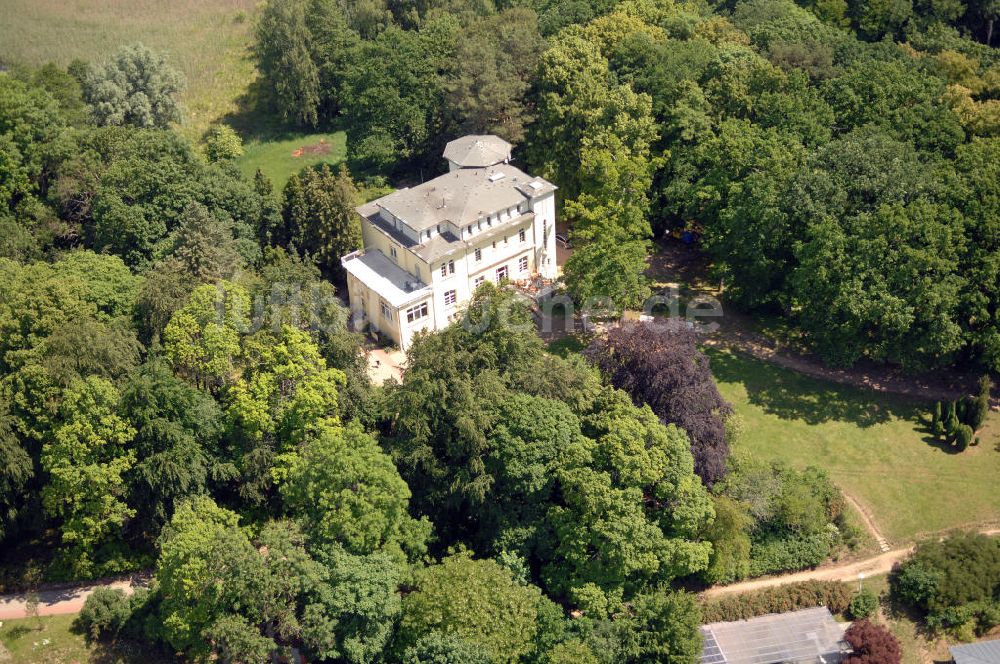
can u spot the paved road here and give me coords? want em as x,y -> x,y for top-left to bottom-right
0,576 -> 146,621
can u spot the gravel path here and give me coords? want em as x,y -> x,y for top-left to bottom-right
0,575 -> 147,621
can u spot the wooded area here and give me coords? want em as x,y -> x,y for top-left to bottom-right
1,0 -> 998,661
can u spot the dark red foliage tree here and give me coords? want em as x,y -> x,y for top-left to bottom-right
585,322 -> 732,486
843,619 -> 901,664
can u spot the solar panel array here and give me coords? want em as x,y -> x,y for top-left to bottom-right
699,607 -> 848,664
702,629 -> 726,664
949,639 -> 1000,664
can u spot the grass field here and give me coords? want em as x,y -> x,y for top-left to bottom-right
236,130 -> 349,191
0,614 -> 172,664
0,0 -> 257,139
708,349 -> 1000,543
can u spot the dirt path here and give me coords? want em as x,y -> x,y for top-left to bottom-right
843,492 -> 891,552
703,528 -> 1000,598
0,575 -> 147,621
702,547 -> 916,598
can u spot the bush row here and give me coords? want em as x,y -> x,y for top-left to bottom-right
701,580 -> 852,623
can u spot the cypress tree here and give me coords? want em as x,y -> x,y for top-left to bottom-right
955,423 -> 973,451
280,172 -> 308,248
254,169 -> 282,247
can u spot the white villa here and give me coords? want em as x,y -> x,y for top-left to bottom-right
341,135 -> 558,350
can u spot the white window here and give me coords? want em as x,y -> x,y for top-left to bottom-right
519,228 -> 526,243
496,265 -> 508,281
504,235 -> 508,245
448,260 -> 455,274
390,246 -> 398,260
474,275 -> 485,288
406,302 -> 429,324
380,300 -> 392,321
518,256 -> 528,273
441,264 -> 447,277
444,289 -> 457,306
475,248 -> 482,262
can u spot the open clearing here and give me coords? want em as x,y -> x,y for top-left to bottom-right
0,0 -> 256,139
236,130 -> 349,191
0,613 -> 170,664
709,348 -> 1000,543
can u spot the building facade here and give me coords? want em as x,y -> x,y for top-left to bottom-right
342,135 -> 558,349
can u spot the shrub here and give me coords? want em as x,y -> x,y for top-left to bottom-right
701,580 -> 852,623
76,587 -> 132,640
76,585 -> 159,643
891,533 -> 1000,634
843,619 -> 901,664
955,423 -> 973,451
748,532 -> 833,577
849,588 -> 879,619
203,124 -> 244,162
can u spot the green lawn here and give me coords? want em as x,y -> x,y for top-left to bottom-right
0,0 -> 257,139
708,349 -> 1000,543
236,131 -> 349,191
0,614 -> 172,664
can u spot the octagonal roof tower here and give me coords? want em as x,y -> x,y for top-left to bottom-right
443,135 -> 513,171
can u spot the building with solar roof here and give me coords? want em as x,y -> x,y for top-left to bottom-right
700,607 -> 849,664
950,639 -> 1000,664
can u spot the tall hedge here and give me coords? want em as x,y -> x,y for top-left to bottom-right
701,580 -> 852,623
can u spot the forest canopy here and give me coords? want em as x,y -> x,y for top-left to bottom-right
1,0 -> 998,660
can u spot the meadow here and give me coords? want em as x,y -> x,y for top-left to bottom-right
708,349 -> 1000,543
236,130 -> 349,191
0,0 -> 257,139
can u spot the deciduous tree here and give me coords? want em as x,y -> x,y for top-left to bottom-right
82,43 -> 183,128
843,619 -> 902,664
41,376 -> 136,577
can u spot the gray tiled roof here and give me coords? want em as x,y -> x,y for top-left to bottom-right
361,201 -> 535,263
700,607 -> 848,664
950,640 -> 1000,664
373,163 -> 554,231
443,134 -> 512,167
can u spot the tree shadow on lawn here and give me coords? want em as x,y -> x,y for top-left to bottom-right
87,639 -> 170,664
220,76 -> 344,144
913,417 -> 965,455
706,349 -> 920,428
